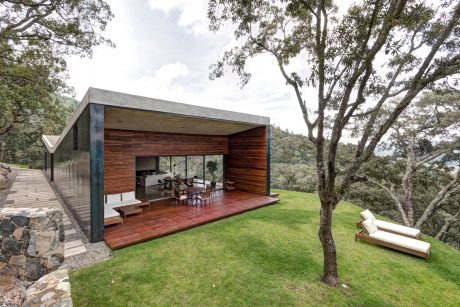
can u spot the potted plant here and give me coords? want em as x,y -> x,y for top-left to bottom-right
206,160 -> 218,188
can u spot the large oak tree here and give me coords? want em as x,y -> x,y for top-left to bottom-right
208,0 -> 460,286
0,0 -> 113,136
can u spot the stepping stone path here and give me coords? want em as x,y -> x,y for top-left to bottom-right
2,169 -> 87,260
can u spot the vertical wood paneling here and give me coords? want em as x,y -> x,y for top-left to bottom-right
227,126 -> 267,195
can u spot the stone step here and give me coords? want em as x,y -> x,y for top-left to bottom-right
64,240 -> 84,250
64,245 -> 87,258
64,229 -> 76,236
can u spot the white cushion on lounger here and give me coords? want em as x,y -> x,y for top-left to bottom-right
361,209 -> 376,221
106,193 -> 121,205
122,191 -> 136,201
370,230 -> 430,253
104,206 -> 120,218
118,199 -> 141,206
362,218 -> 378,234
374,220 -> 421,238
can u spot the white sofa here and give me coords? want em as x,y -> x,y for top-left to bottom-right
104,191 -> 142,219
145,172 -> 174,187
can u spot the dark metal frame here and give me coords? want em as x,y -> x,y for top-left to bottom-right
50,153 -> 54,182
89,103 -> 105,242
44,151 -> 48,172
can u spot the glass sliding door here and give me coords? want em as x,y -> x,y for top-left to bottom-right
159,156 -> 171,172
187,155 -> 204,185
205,155 -> 224,188
171,156 -> 186,178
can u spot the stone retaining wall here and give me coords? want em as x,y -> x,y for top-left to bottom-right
24,268 -> 73,307
0,207 -> 64,281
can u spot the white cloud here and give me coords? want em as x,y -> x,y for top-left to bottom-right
65,0 -> 314,135
147,62 -> 189,88
148,0 -> 208,36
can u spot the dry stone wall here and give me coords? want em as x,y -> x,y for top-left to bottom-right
0,207 -> 65,281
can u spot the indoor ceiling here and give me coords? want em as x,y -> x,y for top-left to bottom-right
104,107 -> 261,135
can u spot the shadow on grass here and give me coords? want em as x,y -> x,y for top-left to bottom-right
220,231 -> 323,280
424,240 -> 460,286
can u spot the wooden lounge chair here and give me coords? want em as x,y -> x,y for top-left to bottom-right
355,218 -> 431,259
357,209 -> 421,239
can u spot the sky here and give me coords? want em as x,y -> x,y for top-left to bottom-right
66,0 -> 312,135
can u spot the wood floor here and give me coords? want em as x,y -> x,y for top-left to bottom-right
104,190 -> 279,249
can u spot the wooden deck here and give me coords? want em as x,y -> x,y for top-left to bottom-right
104,191 -> 279,249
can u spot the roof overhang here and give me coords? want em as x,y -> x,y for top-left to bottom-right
42,135 -> 59,152
43,87 -> 270,153
104,106 -> 262,135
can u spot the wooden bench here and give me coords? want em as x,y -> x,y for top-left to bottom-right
104,216 -> 123,226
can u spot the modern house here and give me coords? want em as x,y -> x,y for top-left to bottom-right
42,88 -> 276,247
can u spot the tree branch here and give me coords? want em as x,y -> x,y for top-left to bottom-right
368,179 -> 411,225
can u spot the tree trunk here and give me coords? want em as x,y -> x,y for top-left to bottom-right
435,208 -> 460,241
402,137 -> 416,226
368,179 -> 410,226
318,195 -> 339,287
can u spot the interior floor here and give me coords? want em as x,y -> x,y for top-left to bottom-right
135,181 -> 224,202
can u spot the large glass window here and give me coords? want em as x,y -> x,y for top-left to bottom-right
187,156 -> 204,184
171,156 -> 186,178
159,156 -> 171,172
157,155 -> 224,189
205,155 -> 223,186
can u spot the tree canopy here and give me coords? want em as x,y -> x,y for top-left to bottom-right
209,0 -> 460,286
0,0 -> 113,136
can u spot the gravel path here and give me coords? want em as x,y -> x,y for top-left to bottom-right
2,168 -> 112,271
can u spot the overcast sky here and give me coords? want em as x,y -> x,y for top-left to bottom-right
66,0 -> 313,134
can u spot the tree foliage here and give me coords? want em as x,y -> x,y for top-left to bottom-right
270,124 -> 460,249
378,91 -> 460,228
0,0 -> 113,136
0,95 -> 76,168
209,0 -> 460,286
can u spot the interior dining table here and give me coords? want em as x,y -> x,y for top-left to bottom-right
163,177 -> 195,190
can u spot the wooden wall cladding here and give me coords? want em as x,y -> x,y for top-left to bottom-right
104,129 -> 228,194
227,126 -> 268,195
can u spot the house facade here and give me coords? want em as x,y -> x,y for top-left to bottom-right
43,88 -> 271,243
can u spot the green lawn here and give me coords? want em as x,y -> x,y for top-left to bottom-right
70,190 -> 460,306
5,163 -> 29,169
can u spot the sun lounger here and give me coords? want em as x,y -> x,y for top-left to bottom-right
355,218 -> 431,259
357,209 -> 421,239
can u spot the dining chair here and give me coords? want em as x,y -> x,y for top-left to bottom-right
206,184 -> 213,199
174,190 -> 187,205
224,179 -> 235,192
197,191 -> 212,206
157,179 -> 164,192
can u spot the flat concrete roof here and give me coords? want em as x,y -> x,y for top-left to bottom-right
44,87 -> 270,153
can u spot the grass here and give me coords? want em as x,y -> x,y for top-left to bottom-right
70,190 -> 460,306
4,163 -> 29,169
